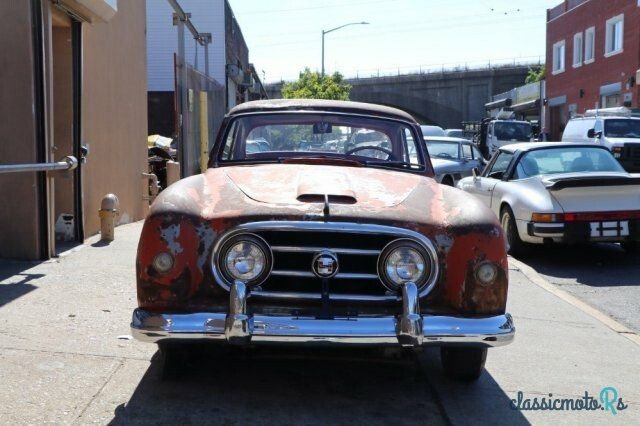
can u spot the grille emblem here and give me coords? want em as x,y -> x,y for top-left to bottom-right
312,251 -> 339,278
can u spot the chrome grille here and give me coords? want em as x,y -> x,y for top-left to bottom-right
212,221 -> 439,301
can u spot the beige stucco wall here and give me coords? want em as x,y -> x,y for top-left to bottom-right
0,1 -> 45,260
81,0 -> 148,236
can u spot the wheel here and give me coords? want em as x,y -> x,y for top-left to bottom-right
500,206 -> 526,256
621,241 -> 639,254
441,176 -> 454,186
440,347 -> 487,382
159,342 -> 189,380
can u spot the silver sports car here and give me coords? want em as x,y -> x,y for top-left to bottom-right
457,142 -> 640,255
425,136 -> 485,186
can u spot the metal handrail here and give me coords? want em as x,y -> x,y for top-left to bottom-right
0,156 -> 78,174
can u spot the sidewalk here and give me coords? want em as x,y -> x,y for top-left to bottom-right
0,221 -> 638,424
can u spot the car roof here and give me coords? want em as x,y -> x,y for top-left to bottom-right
499,141 -> 610,153
227,99 -> 417,123
424,136 -> 470,143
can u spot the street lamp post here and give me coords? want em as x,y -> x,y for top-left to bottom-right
321,21 -> 369,77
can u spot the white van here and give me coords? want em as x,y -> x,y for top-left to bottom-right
562,108 -> 640,172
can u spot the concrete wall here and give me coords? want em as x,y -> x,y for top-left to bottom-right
265,66 -> 530,128
0,1 -> 45,259
81,0 -> 148,236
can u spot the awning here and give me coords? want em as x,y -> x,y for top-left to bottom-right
512,99 -> 540,112
485,98 -> 512,110
57,0 -> 117,23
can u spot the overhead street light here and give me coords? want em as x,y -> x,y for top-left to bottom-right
321,21 -> 369,77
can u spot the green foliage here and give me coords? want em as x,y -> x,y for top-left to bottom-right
282,68 -> 351,100
525,66 -> 545,84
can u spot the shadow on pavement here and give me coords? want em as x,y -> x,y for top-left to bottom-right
0,260 -> 44,308
109,346 -> 528,425
514,242 -> 640,287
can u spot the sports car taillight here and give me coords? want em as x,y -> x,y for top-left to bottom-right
530,212 -> 564,223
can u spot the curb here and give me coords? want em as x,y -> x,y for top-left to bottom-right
509,257 -> 640,347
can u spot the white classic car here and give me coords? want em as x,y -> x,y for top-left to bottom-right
457,142 -> 640,255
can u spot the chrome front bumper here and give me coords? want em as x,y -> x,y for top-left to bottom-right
131,282 -> 515,348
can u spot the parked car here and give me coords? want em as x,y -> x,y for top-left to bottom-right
562,108 -> 640,172
420,124 -> 445,136
444,128 -> 466,139
425,136 -> 486,186
457,142 -> 640,255
131,99 -> 515,381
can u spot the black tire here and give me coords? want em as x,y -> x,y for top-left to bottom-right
621,241 -> 639,254
500,206 -> 526,256
440,347 -> 487,382
441,176 -> 454,186
159,342 -> 189,380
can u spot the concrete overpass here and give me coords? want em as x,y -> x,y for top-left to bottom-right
264,65 -> 531,128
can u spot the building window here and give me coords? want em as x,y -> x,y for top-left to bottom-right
601,93 -> 621,108
584,27 -> 595,64
573,32 -> 583,67
605,14 -> 624,57
552,40 -> 565,74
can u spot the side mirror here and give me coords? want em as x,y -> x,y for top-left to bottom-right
587,129 -> 602,138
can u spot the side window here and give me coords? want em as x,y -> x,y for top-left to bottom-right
472,145 -> 483,160
462,144 -> 473,160
485,152 -> 514,179
488,123 -> 494,137
593,119 -> 603,133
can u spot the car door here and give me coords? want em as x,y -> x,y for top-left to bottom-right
466,151 -> 514,208
460,143 -> 482,177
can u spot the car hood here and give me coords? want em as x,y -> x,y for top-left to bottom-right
430,158 -> 460,172
224,164 -> 417,208
150,164 -> 499,230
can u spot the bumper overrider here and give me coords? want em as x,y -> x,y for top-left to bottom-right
131,281 -> 515,347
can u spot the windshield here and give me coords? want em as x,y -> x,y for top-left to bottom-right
513,147 -> 625,179
494,122 -> 532,142
604,119 -> 640,138
425,141 -> 460,160
219,113 -> 425,170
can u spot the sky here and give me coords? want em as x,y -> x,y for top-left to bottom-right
227,0 -> 562,83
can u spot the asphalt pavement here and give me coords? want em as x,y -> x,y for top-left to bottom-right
0,221 -> 638,425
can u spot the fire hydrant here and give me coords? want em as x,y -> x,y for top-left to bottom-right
99,193 -> 120,241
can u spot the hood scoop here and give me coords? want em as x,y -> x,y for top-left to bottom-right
296,171 -> 357,205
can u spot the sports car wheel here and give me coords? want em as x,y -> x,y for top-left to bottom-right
440,347 -> 487,382
501,206 -> 526,256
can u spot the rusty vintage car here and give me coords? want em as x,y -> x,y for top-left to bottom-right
131,99 -> 515,381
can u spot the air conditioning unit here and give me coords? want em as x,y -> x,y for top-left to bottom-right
241,72 -> 254,87
226,64 -> 245,85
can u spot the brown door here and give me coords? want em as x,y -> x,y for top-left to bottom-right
47,5 -> 84,255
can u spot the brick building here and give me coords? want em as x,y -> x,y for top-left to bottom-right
545,0 -> 640,140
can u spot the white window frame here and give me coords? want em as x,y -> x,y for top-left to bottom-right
573,32 -> 583,67
552,40 -> 566,75
605,14 -> 624,57
584,27 -> 595,64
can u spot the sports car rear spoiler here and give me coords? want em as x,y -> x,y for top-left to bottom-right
544,176 -> 640,191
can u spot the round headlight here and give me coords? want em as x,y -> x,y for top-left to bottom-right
152,252 -> 174,274
219,234 -> 272,286
475,262 -> 499,285
378,239 -> 434,291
